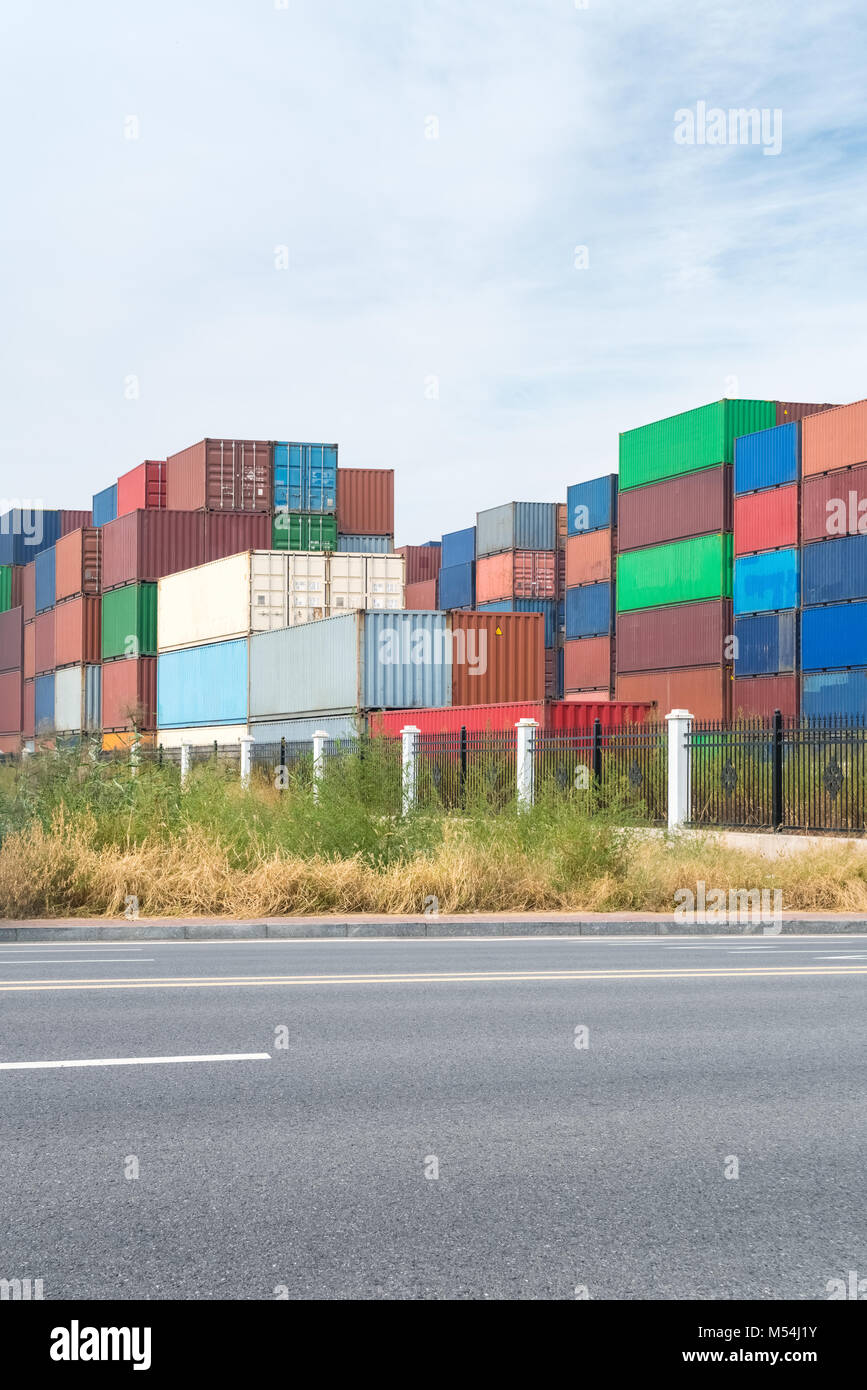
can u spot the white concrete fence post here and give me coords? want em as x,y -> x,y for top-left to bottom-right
312,730 -> 328,802
180,743 -> 191,788
129,736 -> 140,779
516,718 -> 538,812
401,725 -> 420,815
240,736 -> 254,788
665,708 -> 694,831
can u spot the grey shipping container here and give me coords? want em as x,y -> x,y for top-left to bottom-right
475,502 -> 558,558
54,664 -> 101,734
250,714 -> 364,744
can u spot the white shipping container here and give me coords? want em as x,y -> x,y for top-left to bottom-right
54,664 -> 101,733
158,552 -> 290,652
287,552 -> 328,625
156,724 -> 249,749
329,553 -> 405,612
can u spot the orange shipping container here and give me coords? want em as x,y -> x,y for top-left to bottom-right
102,730 -> 157,751
336,468 -> 394,535
616,667 -> 731,721
23,678 -> 35,738
475,550 -> 557,602
21,563 -> 35,624
734,485 -> 798,555
23,621 -> 35,680
564,636 -> 613,692
34,609 -> 55,674
405,578 -> 438,608
101,657 -> 157,731
0,733 -> 22,754
55,596 -> 101,668
563,690 -> 611,703
802,399 -> 867,477
565,530 -> 614,587
449,611 -> 544,706
55,527 -> 101,602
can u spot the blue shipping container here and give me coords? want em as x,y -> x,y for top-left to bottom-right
565,582 -> 613,639
35,673 -> 55,734
92,484 -> 118,528
35,546 -> 56,614
0,509 -> 60,566
802,602 -> 867,671
567,475 -> 617,536
441,527 -> 476,568
337,534 -> 393,553
802,669 -> 867,720
733,611 -> 797,677
157,638 -> 248,728
734,548 -> 799,615
476,599 -> 557,649
802,534 -> 867,606
438,562 -> 475,610
734,422 -> 799,495
476,502 -> 558,558
273,443 -> 337,513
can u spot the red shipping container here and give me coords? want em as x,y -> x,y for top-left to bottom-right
204,511 -> 271,564
101,657 -> 157,731
55,596 -> 101,668
565,531 -> 614,587
23,678 -> 35,738
563,690 -> 610,702
371,699 -> 653,736
0,733 -> 21,754
8,566 -> 23,609
166,439 -> 272,512
732,675 -> 798,720
802,400 -> 867,477
405,579 -> 438,608
23,621 -> 35,680
564,636 -> 613,692
616,666 -> 731,721
336,468 -> 394,535
101,510 -> 205,591
0,606 -> 23,673
617,466 -> 732,552
476,550 -> 557,602
449,611 -> 544,706
397,545 -> 441,585
116,460 -> 166,517
55,527 -> 101,601
617,601 -> 732,673
775,401 -> 836,426
60,509 -> 93,535
733,485 -> 798,556
801,463 -> 867,544
0,669 -> 23,734
34,609 -> 55,674
21,563 -> 35,623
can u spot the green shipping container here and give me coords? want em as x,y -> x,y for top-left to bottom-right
102,582 -> 157,659
616,533 -> 734,612
619,400 -> 777,491
271,513 -> 338,552
0,565 -> 11,613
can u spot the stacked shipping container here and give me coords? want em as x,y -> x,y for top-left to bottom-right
563,475 -> 617,699
473,501 -> 560,697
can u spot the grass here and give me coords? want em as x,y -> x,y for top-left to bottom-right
0,745 -> 866,918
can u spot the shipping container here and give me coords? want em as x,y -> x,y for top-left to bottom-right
101,656 -> 157,731
203,510 -> 271,564
734,485 -> 798,556
158,552 -> 314,651
476,550 -> 557,602
116,461 -> 166,517
617,600 -> 731,672
565,530 -> 614,587
802,669 -> 867,720
373,700 -> 653,735
404,579 -> 438,609
441,527 -> 476,568
0,509 -> 60,565
336,468 -> 394,535
802,602 -> 867,671
0,606 -> 23,673
155,724 -> 249,750
34,546 -> 56,614
34,609 -> 55,674
734,548 -> 799,615
101,509 -> 205,591
273,443 -> 337,513
338,534 -> 393,553
734,422 -> 798,495
617,466 -> 732,553
54,595 -> 101,669
0,733 -> 21,755
0,668 -> 22,733
802,534 -> 867,606
438,561 -> 475,610
565,582 -> 613,639
733,611 -> 797,677
34,672 -> 55,733
732,675 -> 799,719
775,402 -> 835,426
562,690 -> 611,703
619,400 -> 776,491
0,565 -> 11,614
476,599 -> 557,648
54,664 -> 101,733
158,639 -> 249,728
564,636 -> 613,691
801,463 -> 867,544
102,731 -> 157,751
23,621 -> 35,680
166,439 -> 273,512
616,666 -> 731,721
617,534 -> 733,612
271,512 -> 338,552
329,553 -> 405,613
566,475 -> 617,536
59,509 -> 93,536
475,502 -> 558,558
449,611 -> 544,706
92,485 -> 117,528
21,562 -> 35,623
250,714 -> 363,745
102,583 -> 157,660
54,527 -> 101,601
802,400 -> 867,478
396,544 -> 442,585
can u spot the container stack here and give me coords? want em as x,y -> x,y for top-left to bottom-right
0,562 -> 24,753
398,543 -> 441,608
53,527 -> 102,738
563,475 -> 617,700
437,527 -> 476,610
272,442 -> 337,551
473,501 -> 560,696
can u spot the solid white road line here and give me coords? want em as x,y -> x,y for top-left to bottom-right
0,958 -> 155,965
0,1052 -> 271,1071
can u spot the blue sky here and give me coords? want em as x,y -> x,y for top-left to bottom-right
1,0 -> 865,541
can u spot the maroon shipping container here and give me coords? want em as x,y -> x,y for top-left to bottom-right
117,460 -> 166,517
101,510 -> 206,591
564,636 -> 613,692
166,439 -> 272,512
449,611 -> 545,706
732,675 -> 799,720
9,565 -> 23,609
55,527 -> 101,601
23,621 -> 35,680
397,544 -> 441,585
617,466 -> 732,552
203,511 -> 271,564
55,596 -> 101,668
775,402 -> 837,426
337,468 -> 394,535
60,509 -> 93,536
34,609 -> 55,674
734,485 -> 798,556
21,562 -> 35,624
101,657 -> 157,731
802,463 -> 867,544
0,668 -> 23,734
617,600 -> 732,673
0,606 -> 24,673
405,579 -> 438,608
617,666 -> 731,722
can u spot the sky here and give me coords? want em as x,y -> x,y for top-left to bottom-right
1,0 -> 866,542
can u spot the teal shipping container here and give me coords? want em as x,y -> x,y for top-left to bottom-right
273,443 -> 337,512
733,548 -> 799,615
157,638 -> 248,728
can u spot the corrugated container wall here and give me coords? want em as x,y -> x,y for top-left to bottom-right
566,476 -> 617,535
732,675 -> 799,719
338,535 -> 393,553
373,700 -> 654,736
775,402 -> 836,425
55,596 -> 101,668
802,400 -> 867,477
438,562 -> 475,610
0,669 -> 23,733
166,439 -> 273,512
102,584 -> 157,660
802,535 -> 867,605
55,528 -> 101,601
101,510 -> 205,591
35,547 -> 56,614
158,638 -> 249,728
801,602 -> 867,672
475,502 -> 558,558
565,530 -> 614,586
617,600 -> 731,673
101,657 -> 157,731
23,621 -> 35,679
734,485 -> 798,555
34,610 -> 55,673
60,510 -> 93,536
802,670 -> 867,720
35,673 -> 55,733
801,465 -> 867,544
619,400 -> 776,491
273,443 -> 337,512
54,664 -> 101,733
449,611 -> 544,706
0,567 -> 12,614
475,599 -> 557,648
21,563 -> 35,623
0,509 -> 60,565
617,467 -> 732,553
404,579 -> 437,608
0,607 -> 23,672
250,714 -> 363,745
272,513 -> 337,552
92,485 -> 117,528
564,637 -> 613,691
733,549 -> 799,615
441,527 -> 475,568
616,667 -> 730,722
23,678 -> 34,738
565,582 -> 613,639
617,534 -> 733,612
336,468 -> 394,535
733,612 -> 797,676
158,552 -> 283,651
397,544 -> 442,585
116,461 -> 166,517
734,422 -> 799,495
476,551 -> 557,602
203,511 -> 271,564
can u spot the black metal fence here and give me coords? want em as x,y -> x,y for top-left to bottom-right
417,729 -> 516,809
533,723 -> 667,821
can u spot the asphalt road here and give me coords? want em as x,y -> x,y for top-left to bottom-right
1,934 -> 865,1300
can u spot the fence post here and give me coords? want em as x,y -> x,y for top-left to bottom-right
772,708 -> 783,831
180,743 -> 191,788
280,736 -> 286,791
665,708 -> 693,831
459,724 -> 468,806
129,736 -> 140,779
516,718 -> 537,811
240,736 -> 254,788
592,717 -> 603,788
401,725 -> 420,815
312,730 -> 328,803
